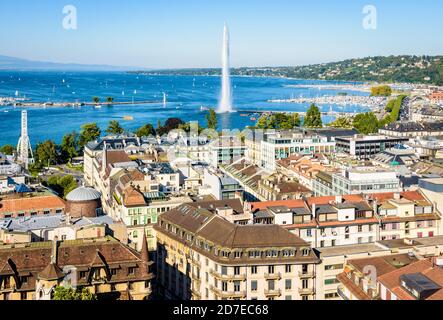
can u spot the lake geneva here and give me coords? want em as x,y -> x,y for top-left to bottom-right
0,71 -> 370,146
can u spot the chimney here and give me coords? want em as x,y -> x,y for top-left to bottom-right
51,236 -> 59,265
335,195 -> 343,204
435,256 -> 443,268
394,192 -> 401,200
312,203 -> 317,218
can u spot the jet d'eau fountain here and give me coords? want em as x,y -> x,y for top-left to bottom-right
217,23 -> 234,113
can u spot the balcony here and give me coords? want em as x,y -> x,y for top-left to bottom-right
298,287 -> 315,295
264,272 -> 282,280
210,286 -> 246,299
298,271 -> 315,279
264,289 -> 282,297
209,269 -> 246,281
191,288 -> 202,300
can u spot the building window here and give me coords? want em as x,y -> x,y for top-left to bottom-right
285,295 -> 292,300
221,266 -> 228,275
268,266 -> 275,274
111,269 -> 118,276
222,281 -> 228,292
285,279 -> 292,290
285,265 -> 292,273
234,267 -> 241,275
234,281 -> 241,292
128,267 -> 136,275
251,266 -> 258,274
251,281 -> 258,292
268,280 -> 275,291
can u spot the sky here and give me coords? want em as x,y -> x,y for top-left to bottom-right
0,0 -> 442,69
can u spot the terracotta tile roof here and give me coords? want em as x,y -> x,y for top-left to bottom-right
0,195 -> 66,214
122,186 -> 146,207
250,200 -> 306,212
370,191 -> 425,202
306,195 -> 365,206
336,272 -> 371,300
377,259 -> 443,300
106,150 -> 132,165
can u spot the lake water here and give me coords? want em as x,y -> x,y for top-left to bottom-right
0,71 -> 369,146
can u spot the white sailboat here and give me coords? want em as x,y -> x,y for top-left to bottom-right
163,92 -> 167,108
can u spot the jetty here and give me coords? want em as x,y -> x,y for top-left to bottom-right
9,100 -> 162,108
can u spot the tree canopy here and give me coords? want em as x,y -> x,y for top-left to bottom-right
303,104 -> 323,128
106,120 -> 124,135
370,85 -> 392,97
44,175 -> 78,199
0,144 -> 15,156
254,113 -> 300,130
135,124 -> 156,138
353,112 -> 380,134
60,132 -> 78,163
35,140 -> 58,167
79,123 -> 101,149
53,286 -> 97,301
206,108 -> 218,130
157,118 -> 185,136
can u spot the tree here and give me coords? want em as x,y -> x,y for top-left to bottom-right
44,175 -> 78,198
0,144 -> 15,155
370,85 -> 392,97
106,97 -> 114,103
206,108 -> 218,130
303,104 -> 323,128
157,118 -> 185,136
328,117 -> 353,128
60,132 -> 78,163
353,112 -> 380,134
135,124 -> 156,137
92,96 -> 100,104
79,123 -> 101,150
106,120 -> 124,135
53,286 -> 97,301
35,140 -> 58,167
255,115 -> 269,129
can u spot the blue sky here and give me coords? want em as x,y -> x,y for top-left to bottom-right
0,0 -> 442,68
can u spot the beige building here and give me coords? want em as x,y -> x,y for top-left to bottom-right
155,202 -> 321,300
0,236 -> 154,300
316,236 -> 443,300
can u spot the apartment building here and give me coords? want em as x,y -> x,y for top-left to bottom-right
0,192 -> 66,219
248,190 -> 441,247
336,254 -> 419,300
313,167 -> 401,197
277,154 -> 333,190
0,236 -> 154,301
260,131 -> 335,171
378,258 -> 443,300
379,121 -> 443,138
110,169 -> 192,251
316,236 -> 443,300
84,134 -> 142,186
372,191 -> 441,240
335,135 -> 409,160
201,168 -> 244,200
208,136 -> 247,168
155,202 -> 321,300
249,195 -> 378,248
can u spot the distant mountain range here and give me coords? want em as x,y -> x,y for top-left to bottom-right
131,55 -> 443,85
0,55 -> 143,71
